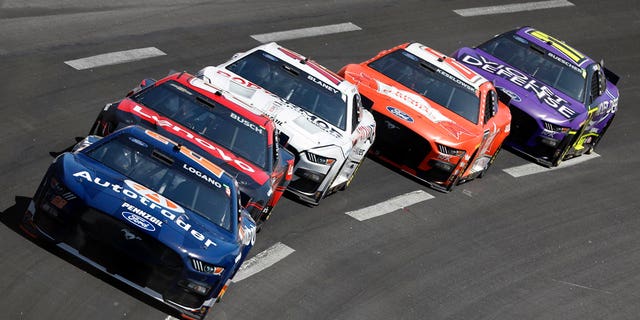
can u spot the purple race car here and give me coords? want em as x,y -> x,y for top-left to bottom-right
454,26 -> 619,167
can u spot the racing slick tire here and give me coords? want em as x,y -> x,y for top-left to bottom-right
587,114 -> 615,154
478,144 -> 502,179
340,158 -> 365,191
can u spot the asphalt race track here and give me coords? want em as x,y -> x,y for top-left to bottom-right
1,1 -> 639,319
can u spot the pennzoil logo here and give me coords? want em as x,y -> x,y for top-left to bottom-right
124,180 -> 184,213
122,212 -> 156,232
73,170 -> 218,248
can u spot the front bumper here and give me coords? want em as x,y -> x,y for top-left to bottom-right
369,112 -> 465,192
505,105 -> 601,167
22,199 -> 223,320
284,146 -> 341,205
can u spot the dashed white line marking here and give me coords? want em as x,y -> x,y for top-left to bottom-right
551,278 -> 613,294
503,152 -> 600,178
64,47 -> 166,70
232,242 -> 295,282
454,0 -> 574,17
251,22 -> 362,43
346,190 -> 434,221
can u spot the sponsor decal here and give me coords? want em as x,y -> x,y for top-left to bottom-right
125,180 -> 184,213
435,68 -> 476,93
386,106 -> 414,123
525,29 -> 587,65
546,52 -> 584,75
73,171 -> 218,248
212,70 -> 344,139
495,86 -> 522,102
460,54 -> 578,119
122,211 -> 156,232
129,105 -> 262,178
277,47 -> 342,85
121,228 -> 142,241
377,81 -> 451,124
183,164 -> 225,190
307,75 -> 339,94
418,45 -> 480,82
122,202 -> 164,228
230,112 -> 264,134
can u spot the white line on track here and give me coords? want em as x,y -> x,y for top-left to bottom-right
64,47 -> 166,70
453,0 -> 574,17
346,190 -> 434,221
232,242 -> 295,282
251,22 -> 362,43
503,152 -> 600,178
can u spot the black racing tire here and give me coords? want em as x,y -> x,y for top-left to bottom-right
587,114 -> 616,154
478,144 -> 502,179
340,158 -> 365,191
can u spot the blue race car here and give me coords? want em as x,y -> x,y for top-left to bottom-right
22,125 -> 256,320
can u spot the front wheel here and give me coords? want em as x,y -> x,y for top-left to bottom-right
340,158 -> 364,191
587,114 -> 616,154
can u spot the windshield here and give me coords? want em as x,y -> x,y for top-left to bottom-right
87,134 -> 234,231
369,49 -> 480,124
477,33 -> 586,102
131,81 -> 271,170
226,50 -> 348,130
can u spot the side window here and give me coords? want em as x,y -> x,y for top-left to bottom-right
484,89 -> 497,124
352,94 -> 363,133
590,65 -> 606,101
598,68 -> 607,96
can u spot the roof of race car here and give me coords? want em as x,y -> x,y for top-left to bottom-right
163,72 -> 276,139
402,42 -> 488,93
103,125 -> 236,187
242,42 -> 358,96
513,26 -> 594,69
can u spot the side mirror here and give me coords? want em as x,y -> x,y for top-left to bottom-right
495,89 -> 512,106
277,131 -> 290,148
126,78 -> 156,97
603,67 -> 619,86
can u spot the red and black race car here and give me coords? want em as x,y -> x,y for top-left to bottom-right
89,72 -> 294,226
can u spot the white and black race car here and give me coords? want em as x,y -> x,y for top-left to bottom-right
198,43 -> 376,205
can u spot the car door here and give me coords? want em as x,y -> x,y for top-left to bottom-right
471,87 -> 502,175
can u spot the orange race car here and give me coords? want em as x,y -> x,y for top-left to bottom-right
339,43 -> 511,191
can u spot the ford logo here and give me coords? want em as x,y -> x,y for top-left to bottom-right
122,211 -> 156,232
496,86 -> 521,102
386,106 -> 414,123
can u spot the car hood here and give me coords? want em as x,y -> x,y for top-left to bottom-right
59,153 -> 240,261
343,66 -> 482,144
455,47 -> 588,125
201,67 -> 352,155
